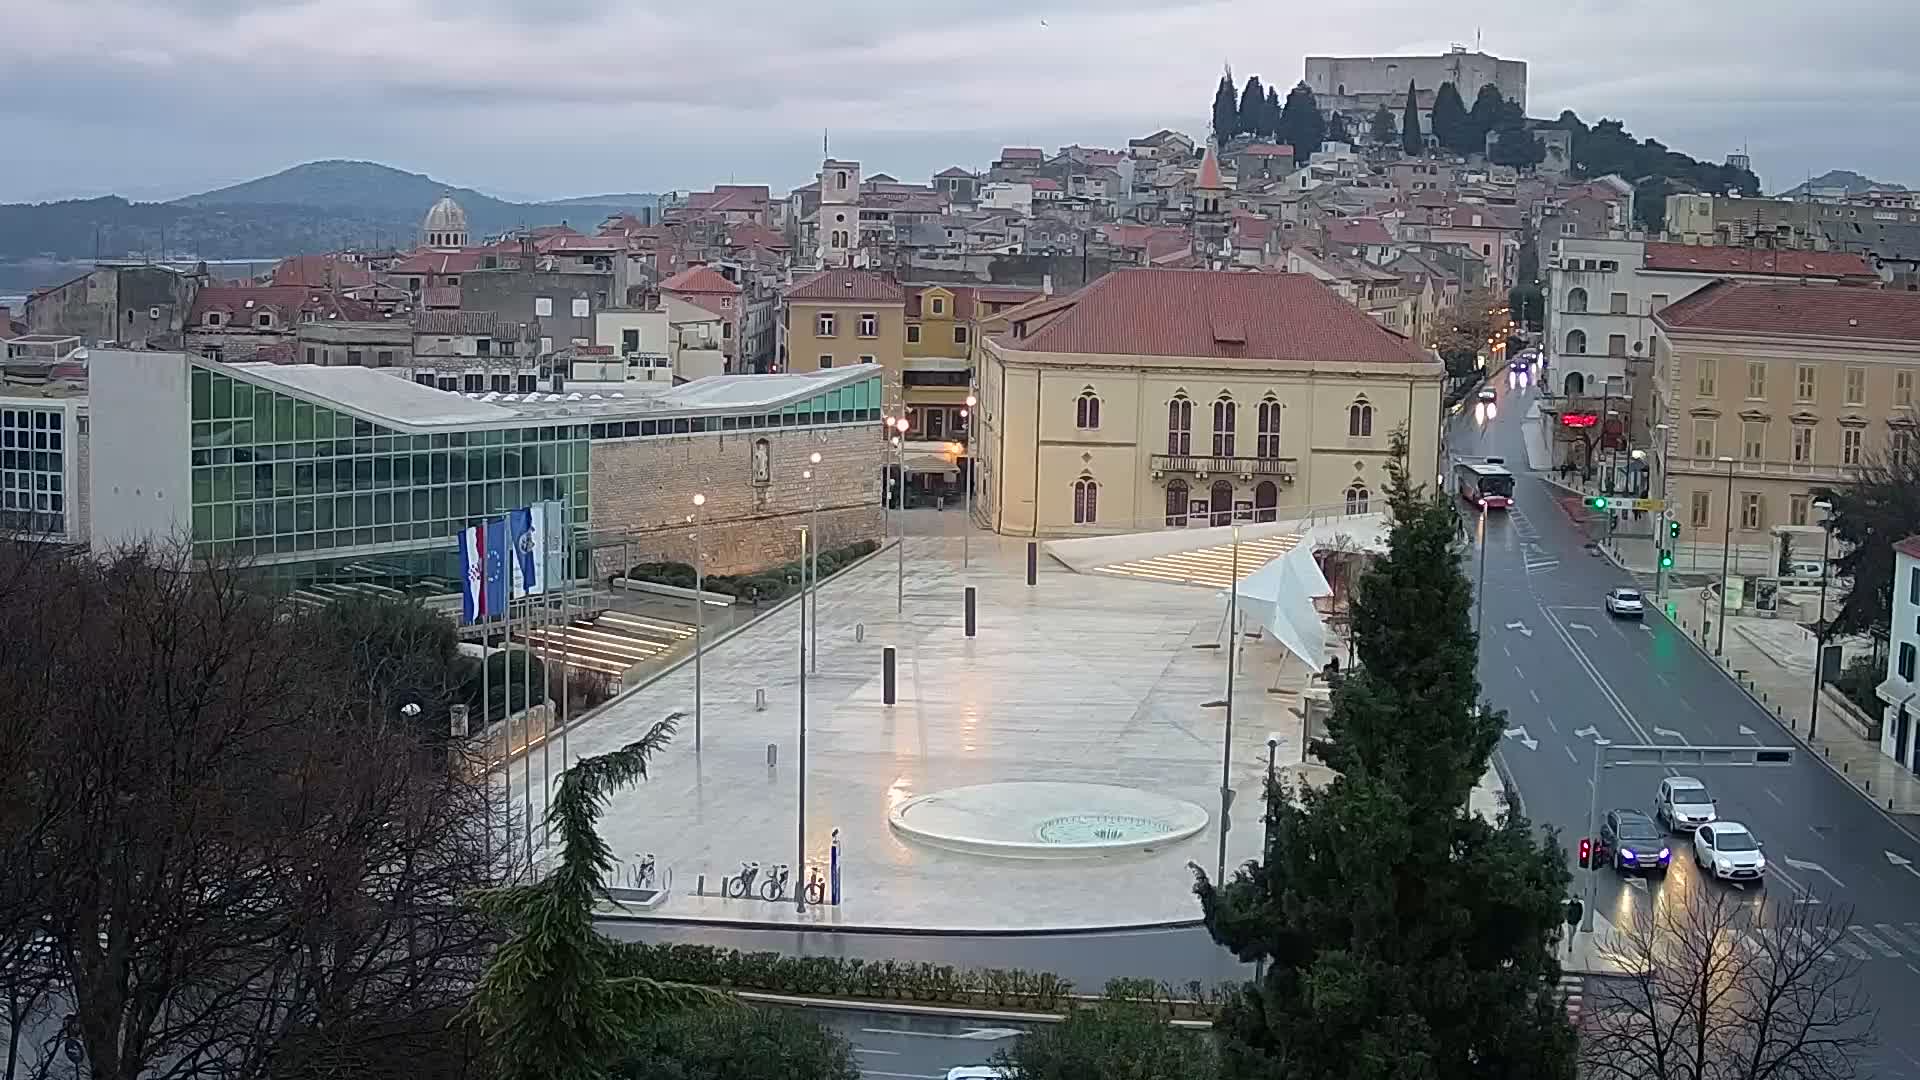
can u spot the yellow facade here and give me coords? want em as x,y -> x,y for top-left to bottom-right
976,340 -> 1445,536
783,297 -> 906,394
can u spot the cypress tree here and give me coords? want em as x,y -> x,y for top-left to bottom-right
1264,86 -> 1282,139
1326,111 -> 1351,146
1369,104 -> 1397,146
1431,81 -> 1470,154
1400,81 -> 1424,156
1212,70 -> 1240,145
1238,75 -> 1268,139
1195,433 -> 1577,1080
1277,82 -> 1326,156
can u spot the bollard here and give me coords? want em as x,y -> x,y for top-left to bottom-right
964,586 -> 977,637
883,647 -> 896,705
1841,759 -> 1846,772
1866,779 -> 1872,794
755,687 -> 768,711
697,873 -> 706,896
767,742 -> 778,768
830,827 -> 842,906
1027,541 -> 1038,587
856,622 -> 866,643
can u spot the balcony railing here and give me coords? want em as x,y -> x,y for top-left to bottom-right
1151,454 -> 1297,480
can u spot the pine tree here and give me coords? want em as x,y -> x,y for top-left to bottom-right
1238,75 -> 1268,139
1431,81 -> 1470,154
1264,86 -> 1282,139
1212,70 -> 1240,145
1400,81 -> 1424,156
1369,104 -> 1397,146
1194,434 -> 1577,1080
1277,82 -> 1326,156
1467,84 -> 1506,152
1326,111 -> 1351,146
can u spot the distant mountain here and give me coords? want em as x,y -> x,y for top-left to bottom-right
1776,169 -> 1910,197
0,160 -> 659,267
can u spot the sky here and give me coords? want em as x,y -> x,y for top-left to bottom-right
4,0 -> 1919,204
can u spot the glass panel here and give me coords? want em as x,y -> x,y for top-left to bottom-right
293,401 -> 314,440
192,468 -> 211,505
192,422 -> 211,449
213,504 -> 233,540
191,505 -> 211,539
192,369 -> 213,421
234,503 -> 254,538
211,467 -> 233,502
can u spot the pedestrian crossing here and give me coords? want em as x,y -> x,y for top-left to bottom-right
1557,973 -> 1586,1027
1722,921 -> 1920,965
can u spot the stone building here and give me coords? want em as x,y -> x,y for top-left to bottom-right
25,264 -> 203,349
422,195 -> 470,250
184,285 -> 375,363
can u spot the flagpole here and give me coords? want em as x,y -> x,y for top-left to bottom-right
521,592 -> 534,865
539,523 -> 552,850
559,499 -> 571,784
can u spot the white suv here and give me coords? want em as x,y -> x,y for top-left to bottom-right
1655,776 -> 1717,832
1604,587 -> 1645,618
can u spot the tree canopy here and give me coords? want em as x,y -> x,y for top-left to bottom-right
1276,82 -> 1325,158
1430,82 -> 1470,154
1238,76 -> 1272,141
1369,104 -> 1397,146
992,996 -> 1220,1080
1193,436 -> 1577,1080
1326,111 -> 1352,146
1815,448 -> 1920,637
1212,71 -> 1239,144
1400,81 -> 1424,156
1543,110 -> 1761,230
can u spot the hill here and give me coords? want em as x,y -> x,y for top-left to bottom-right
0,161 -> 660,265
1776,169 -> 1910,198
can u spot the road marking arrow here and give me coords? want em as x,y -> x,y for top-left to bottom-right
1568,622 -> 1598,636
1886,851 -> 1920,880
1503,726 -> 1538,751
1738,724 -> 1757,738
1653,726 -> 1688,742
1782,856 -> 1847,893
862,1027 -> 1027,1041
1506,620 -> 1534,638
1574,726 -> 1598,739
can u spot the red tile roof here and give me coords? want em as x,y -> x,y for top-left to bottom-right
1641,243 -> 1875,280
1327,218 -> 1393,247
726,223 -> 788,251
1655,280 -> 1920,345
537,233 -> 625,254
1031,178 -> 1060,192
1895,535 -> 1920,562
936,166 -> 974,179
270,254 -> 374,289
660,265 -> 741,295
1242,144 -> 1295,158
785,270 -> 905,303
1197,145 -> 1223,190
188,285 -> 374,327
387,250 -> 487,275
421,286 -> 461,308
999,147 -> 1044,161
1001,269 -> 1431,363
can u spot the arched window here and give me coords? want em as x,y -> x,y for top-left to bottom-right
1210,480 -> 1234,526
836,171 -> 848,190
1566,329 -> 1587,355
1345,483 -> 1371,515
1165,480 -> 1190,526
1254,480 -> 1278,522
1348,398 -> 1373,437
1167,395 -> 1192,455
1073,476 -> 1099,524
1564,371 -> 1586,396
1212,395 -> 1237,456
1256,397 -> 1282,458
1566,287 -> 1588,313
1075,388 -> 1101,430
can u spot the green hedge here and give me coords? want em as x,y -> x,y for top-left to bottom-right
612,941 -> 1234,1019
622,540 -> 881,607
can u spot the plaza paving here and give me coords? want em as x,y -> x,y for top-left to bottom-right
534,514 -> 1504,931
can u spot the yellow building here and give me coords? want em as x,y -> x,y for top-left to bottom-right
779,270 -> 907,386
976,268 -> 1446,536
903,284 -> 1045,440
1651,280 -> 1920,560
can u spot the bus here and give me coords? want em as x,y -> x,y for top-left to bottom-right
1455,458 -> 1515,509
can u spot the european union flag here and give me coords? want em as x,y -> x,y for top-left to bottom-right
483,517 -> 509,618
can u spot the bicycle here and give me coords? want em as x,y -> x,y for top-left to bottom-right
804,866 -> 826,906
728,861 -> 760,899
760,863 -> 790,902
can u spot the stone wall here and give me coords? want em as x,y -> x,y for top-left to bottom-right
587,421 -> 885,578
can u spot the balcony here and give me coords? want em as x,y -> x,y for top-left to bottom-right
1151,454 -> 1297,481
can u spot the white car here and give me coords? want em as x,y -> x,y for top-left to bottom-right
946,1069 -> 1010,1080
1604,587 -> 1645,618
1655,775 -> 1717,832
1692,821 -> 1766,884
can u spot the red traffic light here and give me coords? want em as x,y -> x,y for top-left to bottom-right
1578,837 -> 1592,869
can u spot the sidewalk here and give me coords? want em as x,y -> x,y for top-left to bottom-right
1662,585 -> 1920,829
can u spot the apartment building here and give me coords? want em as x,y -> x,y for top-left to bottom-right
778,270 -> 907,395
1650,282 -> 1920,568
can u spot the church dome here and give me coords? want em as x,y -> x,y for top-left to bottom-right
421,195 -> 469,249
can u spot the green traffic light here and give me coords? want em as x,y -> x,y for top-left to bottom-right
1669,520 -> 1681,538
1660,552 -> 1674,568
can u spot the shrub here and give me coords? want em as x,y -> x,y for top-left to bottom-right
612,942 -> 1081,1013
621,540 -> 882,607
1830,654 -> 1884,716
615,1005 -> 860,1080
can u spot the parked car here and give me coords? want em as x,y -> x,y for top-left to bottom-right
1655,775 -> 1717,832
1597,808 -> 1669,877
1604,587 -> 1645,618
1693,821 -> 1766,883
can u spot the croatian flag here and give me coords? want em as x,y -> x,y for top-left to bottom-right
483,518 -> 510,619
458,524 -> 485,624
511,505 -> 545,598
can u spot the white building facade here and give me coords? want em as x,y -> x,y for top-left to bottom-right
1879,537 -> 1920,772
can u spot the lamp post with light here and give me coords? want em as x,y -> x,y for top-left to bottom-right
962,394 -> 977,569
893,415 -> 910,613
807,452 -> 821,672
795,522 -> 810,912
1810,498 -> 1835,737
691,492 -> 706,750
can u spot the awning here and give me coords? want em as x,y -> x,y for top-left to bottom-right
1222,540 -> 1332,670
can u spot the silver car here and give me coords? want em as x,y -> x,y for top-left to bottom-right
1656,775 -> 1717,831
1693,821 -> 1766,883
1604,587 -> 1645,618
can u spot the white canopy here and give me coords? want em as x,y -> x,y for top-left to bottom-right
1222,539 -> 1332,670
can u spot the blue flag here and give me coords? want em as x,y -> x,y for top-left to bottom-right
509,506 -> 539,598
483,517 -> 509,618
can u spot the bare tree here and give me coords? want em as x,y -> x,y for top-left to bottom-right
0,543 -> 503,1080
1582,888 -> 1876,1080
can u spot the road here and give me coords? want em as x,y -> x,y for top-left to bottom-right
1458,374 -> 1920,1077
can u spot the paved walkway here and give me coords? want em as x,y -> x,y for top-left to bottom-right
519,515 -> 1506,931
1660,585 -> 1920,826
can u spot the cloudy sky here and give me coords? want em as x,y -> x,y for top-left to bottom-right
3,0 -> 1916,203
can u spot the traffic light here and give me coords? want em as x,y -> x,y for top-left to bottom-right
1669,519 -> 1682,539
1587,495 -> 1607,511
1577,837 -> 1592,869
1660,550 -> 1674,569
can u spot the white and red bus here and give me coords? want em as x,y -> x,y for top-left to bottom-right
1455,458 -> 1515,509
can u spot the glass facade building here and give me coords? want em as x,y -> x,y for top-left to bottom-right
0,404 -> 72,537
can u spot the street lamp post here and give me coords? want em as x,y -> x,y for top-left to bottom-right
808,452 -> 821,673
1255,730 -> 1279,983
1216,525 -> 1241,885
1475,501 -> 1490,640
1810,499 -> 1835,737
1604,408 -> 1622,545
796,523 -> 809,912
1716,456 -> 1735,656
893,416 -> 910,613
962,394 -> 977,569
691,493 -> 706,751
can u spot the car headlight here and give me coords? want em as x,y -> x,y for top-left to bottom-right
1755,854 -> 1765,869
1716,858 -> 1732,872
1658,847 -> 1670,861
